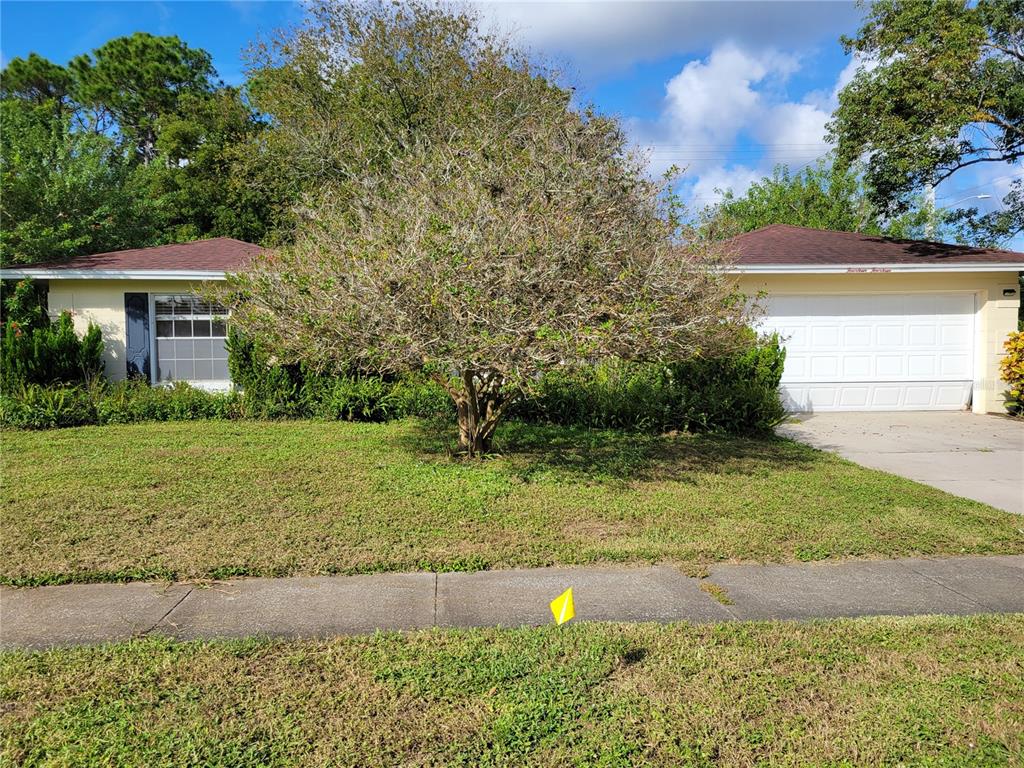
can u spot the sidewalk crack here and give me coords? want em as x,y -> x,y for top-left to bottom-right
145,585 -> 194,636
432,573 -> 438,627
905,565 -> 994,611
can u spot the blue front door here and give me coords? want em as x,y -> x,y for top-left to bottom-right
124,292 -> 150,380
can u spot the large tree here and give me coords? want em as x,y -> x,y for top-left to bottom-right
831,0 -> 1024,243
1,35 -> 277,260
701,160 -> 948,240
229,1 -> 747,454
0,99 -> 160,264
69,32 -> 216,164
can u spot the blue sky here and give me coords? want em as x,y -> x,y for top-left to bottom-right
2,0 -> 1019,242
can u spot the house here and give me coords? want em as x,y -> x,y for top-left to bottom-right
0,238 -> 263,390
729,224 -> 1023,414
2,226 -> 1022,413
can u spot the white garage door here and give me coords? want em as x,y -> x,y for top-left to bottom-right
758,293 -> 975,412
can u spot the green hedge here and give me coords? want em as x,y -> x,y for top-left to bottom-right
226,329 -> 452,421
223,328 -> 786,435
512,336 -> 787,434
1,331 -> 786,434
0,381 -> 240,429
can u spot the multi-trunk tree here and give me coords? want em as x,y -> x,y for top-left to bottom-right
228,0 -> 749,454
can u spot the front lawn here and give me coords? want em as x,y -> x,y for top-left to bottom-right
2,419 -> 1021,585
2,615 -> 1022,766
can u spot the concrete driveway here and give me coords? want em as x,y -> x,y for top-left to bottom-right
778,412 -> 1024,514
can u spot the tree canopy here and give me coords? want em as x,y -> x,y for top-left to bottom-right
70,32 -> 216,163
831,0 -> 1024,243
700,160 -> 950,240
228,0 -> 747,454
0,35 -> 280,264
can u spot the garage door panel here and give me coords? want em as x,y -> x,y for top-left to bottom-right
941,324 -> 971,345
940,355 -> 970,377
907,355 -> 936,377
876,356 -> 904,376
871,387 -> 902,408
760,293 -> 974,412
842,356 -> 872,377
843,326 -> 872,346
908,324 -> 936,345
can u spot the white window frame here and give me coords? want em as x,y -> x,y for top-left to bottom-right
151,293 -> 231,389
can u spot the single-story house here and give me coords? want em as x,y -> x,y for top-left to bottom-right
1,225 -> 1021,413
0,238 -> 263,390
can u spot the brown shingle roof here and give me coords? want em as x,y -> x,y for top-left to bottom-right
729,224 -> 1024,265
15,237 -> 264,272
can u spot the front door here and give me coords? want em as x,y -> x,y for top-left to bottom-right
124,292 -> 151,380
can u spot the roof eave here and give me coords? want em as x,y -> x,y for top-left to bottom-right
0,268 -> 230,280
726,263 -> 1024,274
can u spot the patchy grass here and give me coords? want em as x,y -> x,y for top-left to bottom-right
2,419 -> 1022,585
1,615 -> 1022,766
698,581 -> 733,605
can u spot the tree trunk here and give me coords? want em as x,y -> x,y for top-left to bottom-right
449,368 -> 512,457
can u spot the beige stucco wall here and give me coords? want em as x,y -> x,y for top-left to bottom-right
736,271 -> 1021,414
46,279 -> 221,381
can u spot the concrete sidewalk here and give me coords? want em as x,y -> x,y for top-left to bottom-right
2,556 -> 1022,650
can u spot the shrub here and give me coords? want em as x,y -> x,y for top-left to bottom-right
1,380 -> 240,429
0,384 -> 96,429
95,380 -> 241,424
227,328 -> 786,435
1,280 -> 104,389
228,328 -> 453,422
514,333 -> 787,434
1000,330 -> 1024,416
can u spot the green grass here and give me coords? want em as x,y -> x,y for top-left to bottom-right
2,615 -> 1022,766
2,419 -> 1022,585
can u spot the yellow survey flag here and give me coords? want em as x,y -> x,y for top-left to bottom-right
550,587 -> 575,625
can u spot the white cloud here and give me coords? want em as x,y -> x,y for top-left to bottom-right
628,40 -> 864,205
755,102 -> 830,149
476,0 -> 859,77
690,165 -> 764,205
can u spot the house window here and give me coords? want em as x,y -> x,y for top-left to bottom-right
154,295 -> 230,382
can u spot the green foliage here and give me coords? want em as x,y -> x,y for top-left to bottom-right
226,327 -> 451,421
140,89 -> 280,243
832,0 -> 1024,242
1,282 -> 105,389
0,384 -> 96,429
226,328 -> 785,435
1,32 -> 279,262
702,160 -> 950,240
94,380 -> 240,423
1000,330 -> 1024,415
0,52 -> 72,109
69,32 -> 215,163
0,380 -> 240,429
0,99 -> 161,264
515,333 -> 787,435
2,278 -> 47,328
